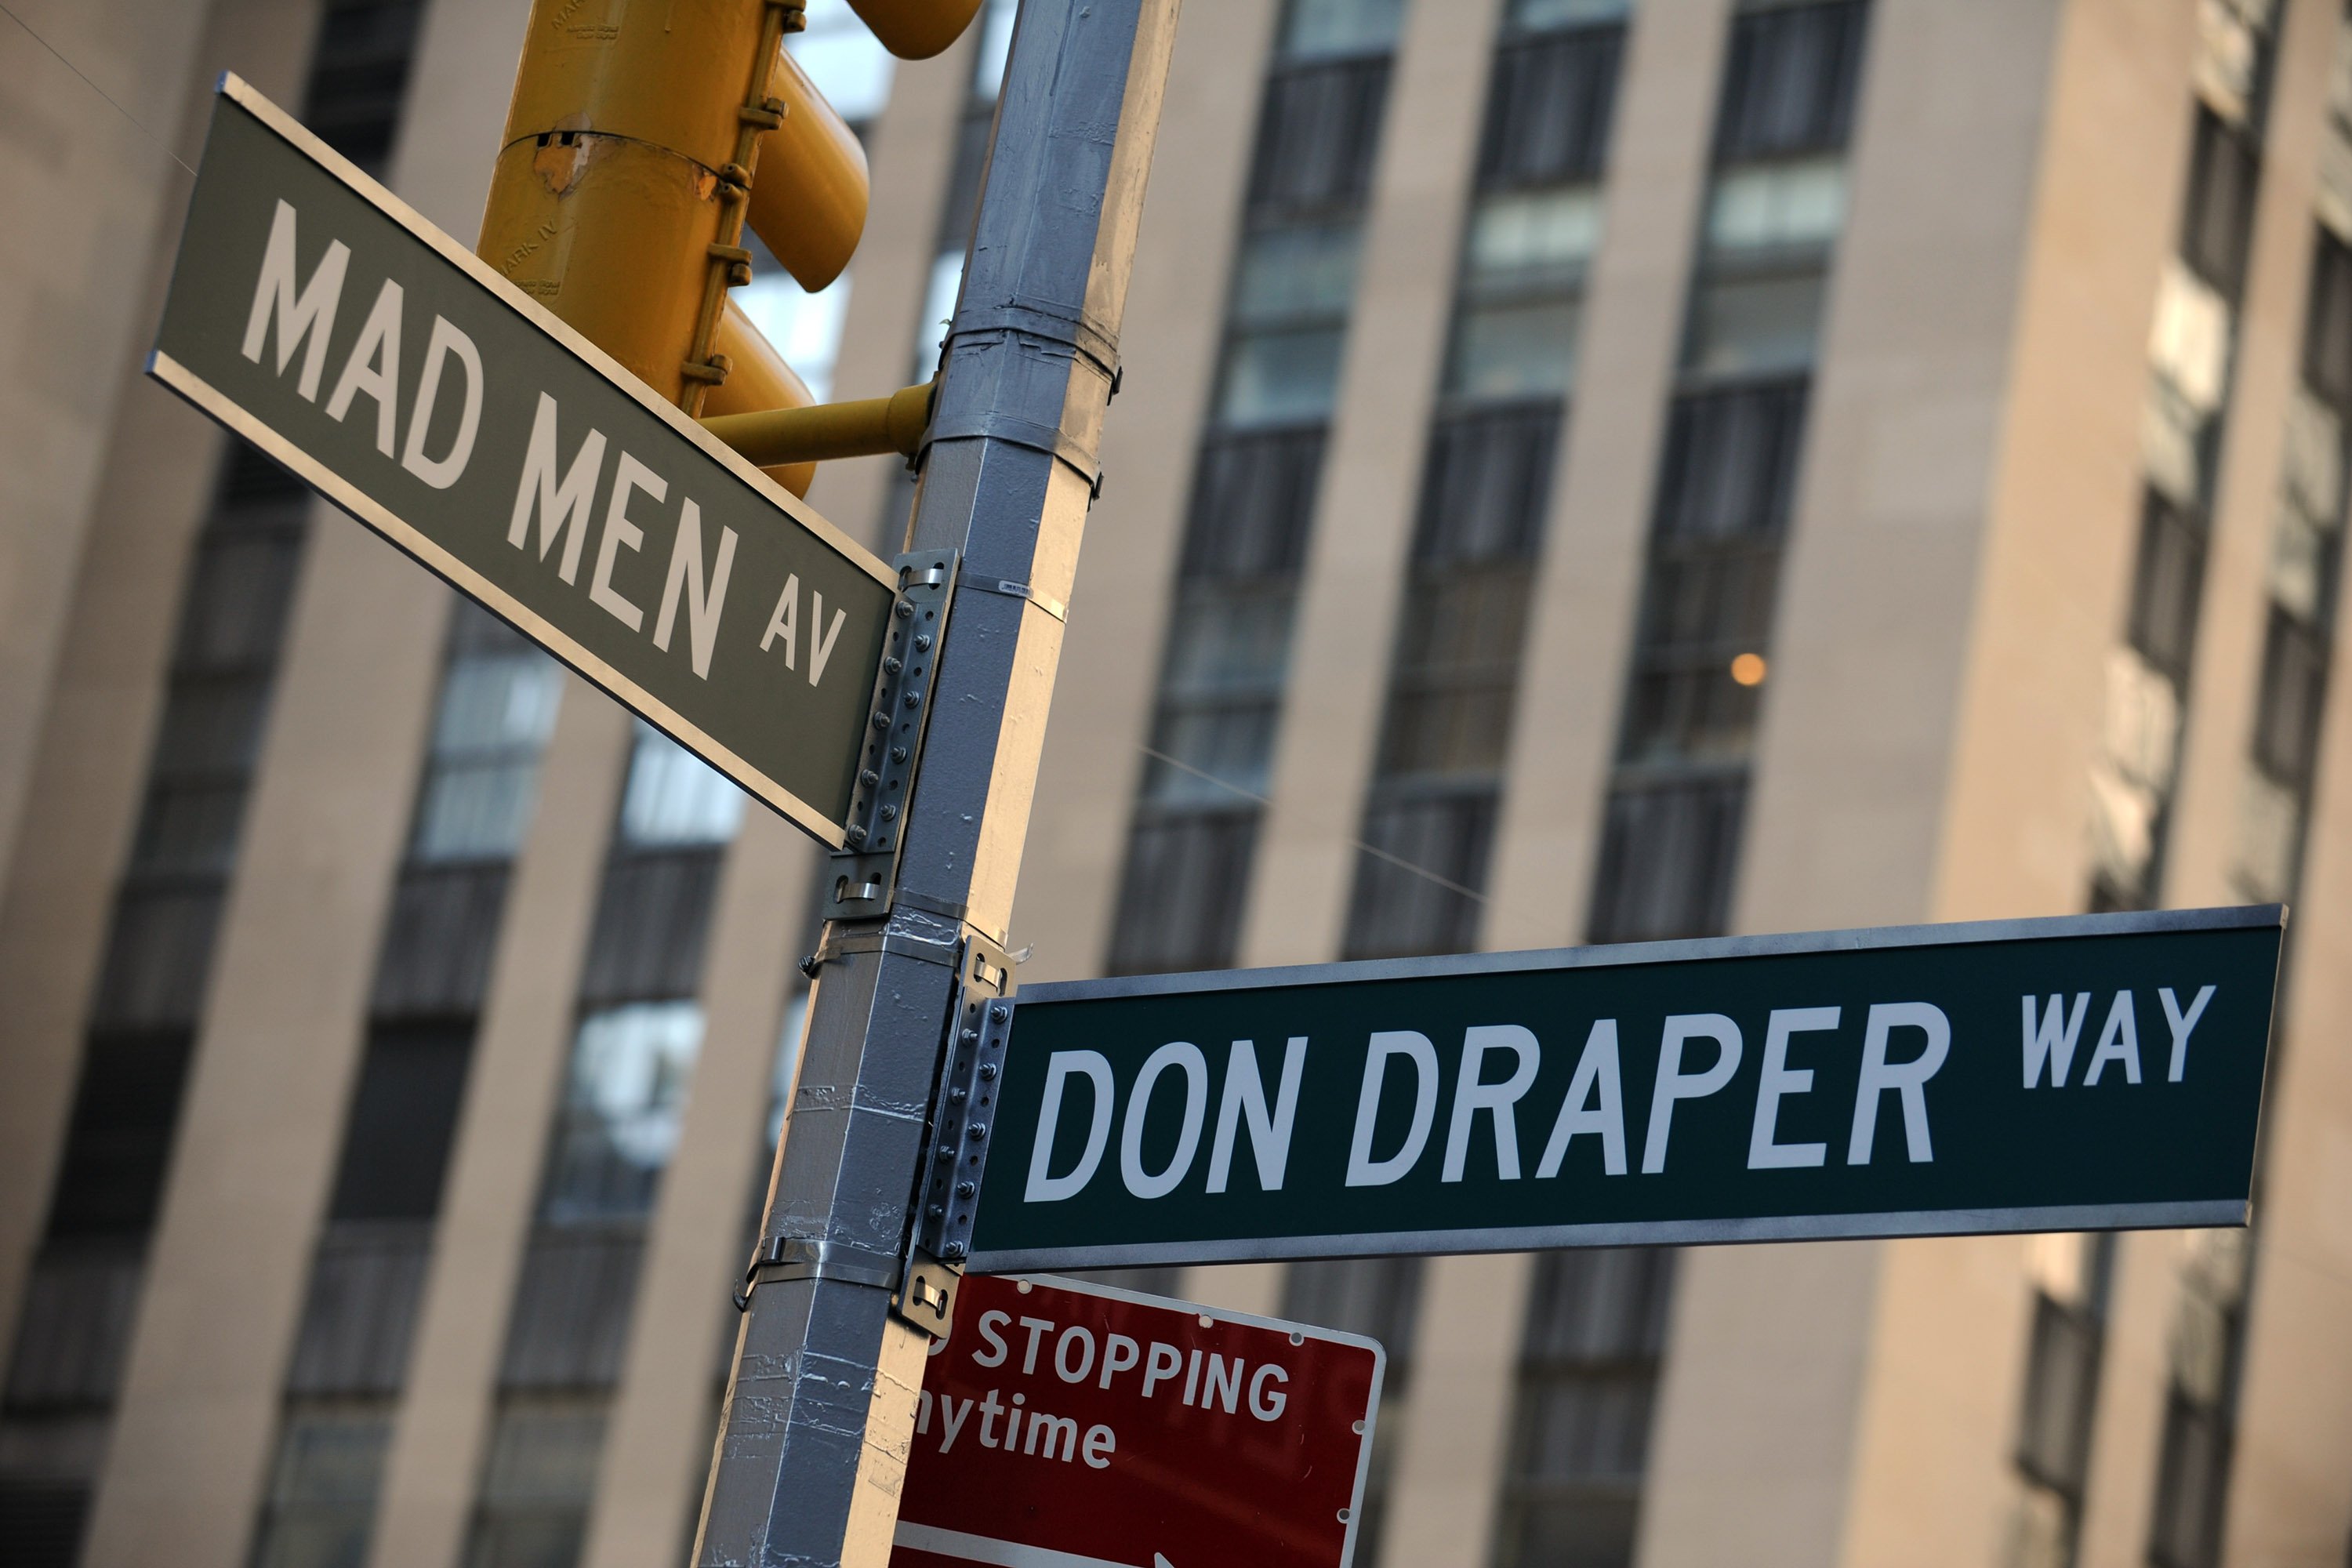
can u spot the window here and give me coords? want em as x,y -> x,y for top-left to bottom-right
1706,157 -> 1846,253
38,1033 -> 195,1240
282,1226 -> 434,1397
2127,489 -> 2209,686
498,1232 -> 648,1389
541,1002 -> 706,1224
617,723 -> 744,848
0,1418 -> 103,1568
1712,0 -> 1869,164
467,1400 -> 606,1568
1343,791 -> 1497,960
299,0 -> 428,175
369,864 -> 511,1019
1449,191 -> 1601,401
408,616 -> 562,863
2251,607 -> 2328,788
1417,405 -> 1563,565
326,1024 -> 474,1223
2181,107 -> 2262,303
1493,1249 -> 1675,1568
1282,0 -> 1407,58
1250,57 -> 1393,216
5,1245 -> 145,1409
2303,230 -> 2352,415
1216,223 -> 1365,426
1479,22 -> 1625,189
1587,777 -> 1746,943
248,1408 -> 390,1568
1186,427 -> 1327,577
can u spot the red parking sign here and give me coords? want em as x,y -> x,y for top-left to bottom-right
891,1273 -> 1385,1568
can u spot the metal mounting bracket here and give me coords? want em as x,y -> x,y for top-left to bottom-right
825,551 -> 957,922
891,934 -> 1016,1337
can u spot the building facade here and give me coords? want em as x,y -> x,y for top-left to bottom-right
2,1 -> 2350,1566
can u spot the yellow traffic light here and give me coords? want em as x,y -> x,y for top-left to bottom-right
848,0 -> 989,59
478,0 -> 980,492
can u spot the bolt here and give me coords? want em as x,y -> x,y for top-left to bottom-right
961,1028 -> 978,1044
844,824 -> 867,846
895,600 -> 914,619
915,633 -> 934,652
977,1062 -> 998,1081
891,746 -> 909,764
859,769 -> 879,787
903,691 -> 920,709
884,656 -> 902,676
879,804 -> 898,822
949,1087 -> 967,1104
935,1147 -> 955,1163
928,1203 -> 945,1219
799,953 -> 821,978
871,710 -> 890,731
956,1181 -> 977,1199
967,1123 -> 988,1141
990,1004 -> 1010,1023
943,1240 -> 967,1261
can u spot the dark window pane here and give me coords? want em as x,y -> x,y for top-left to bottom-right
1109,810 -> 1259,976
251,1406 -> 391,1568
468,1399 -> 606,1568
1713,1 -> 1869,163
1343,789 -> 1497,960
576,849 -> 723,1007
2252,607 -> 2328,789
174,524 -> 305,673
2181,107 -> 2261,303
1621,539 -> 1781,766
499,1227 -> 646,1390
2148,1388 -> 2230,1568
2127,488 -> 2209,685
0,1417 -> 103,1568
1587,776 -> 1746,944
1479,25 -> 1624,188
2304,230 -> 2352,415
88,886 -> 224,1032
328,1025 -> 474,1222
1376,568 -> 1534,780
42,1032 -> 194,1239
1249,56 -> 1393,215
1416,403 -> 1563,564
1186,427 -> 1327,577
2016,1294 -> 2102,1497
284,1223 -> 434,1396
302,0 -> 427,176
5,1242 -> 145,1408
1653,379 -> 1810,539
370,864 -> 513,1019
1683,268 -> 1828,378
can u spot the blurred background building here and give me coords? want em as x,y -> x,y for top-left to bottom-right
1,0 -> 2350,1566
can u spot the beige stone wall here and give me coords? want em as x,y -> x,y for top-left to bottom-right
0,0 -> 318,1412
0,0 -> 217,895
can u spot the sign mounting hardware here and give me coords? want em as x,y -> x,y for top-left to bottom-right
827,551 -> 958,921
895,939 -> 1016,1338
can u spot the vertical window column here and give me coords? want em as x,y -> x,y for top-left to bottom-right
466,726 -> 744,1568
2005,1235 -> 2116,1568
1587,0 -> 1867,945
2089,0 -> 2279,911
1344,0 -> 1630,962
1492,1248 -> 1675,1568
1105,0 -> 1409,976
249,604 -> 562,1568
0,452 -> 309,1563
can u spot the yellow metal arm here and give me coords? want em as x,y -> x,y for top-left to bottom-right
699,379 -> 935,468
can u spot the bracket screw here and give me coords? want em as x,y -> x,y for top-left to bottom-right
871,710 -> 890,731
967,1123 -> 988,1141
943,1241 -> 967,1261
935,1147 -> 956,1163
956,1181 -> 977,1198
800,953 -> 821,978
891,746 -> 909,764
844,825 -> 868,846
977,1062 -> 998,1081
949,1087 -> 967,1104
928,1204 -> 946,1219
884,656 -> 902,676
895,600 -> 914,619
915,634 -> 934,652
904,691 -> 921,710
879,804 -> 898,822
859,769 -> 879,787
990,1004 -> 1010,1022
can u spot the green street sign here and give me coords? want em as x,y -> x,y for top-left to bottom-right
149,77 -> 898,847
964,908 -> 2283,1272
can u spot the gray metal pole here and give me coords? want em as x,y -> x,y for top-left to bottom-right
689,1 -> 1181,1563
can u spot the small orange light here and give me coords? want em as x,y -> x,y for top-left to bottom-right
1730,652 -> 1767,687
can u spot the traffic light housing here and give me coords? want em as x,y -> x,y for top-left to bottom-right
479,0 -> 983,495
